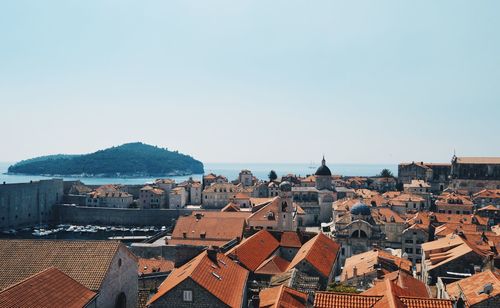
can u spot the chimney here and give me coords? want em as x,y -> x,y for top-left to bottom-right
194,213 -> 203,220
353,266 -> 358,278
207,248 -> 218,264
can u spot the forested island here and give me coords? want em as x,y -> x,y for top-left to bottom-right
7,142 -> 204,177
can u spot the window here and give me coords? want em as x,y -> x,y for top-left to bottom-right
416,248 -> 421,254
183,290 -> 193,302
405,239 -> 413,244
404,248 -> 413,253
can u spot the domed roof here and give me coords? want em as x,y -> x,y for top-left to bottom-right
351,201 -> 371,216
279,181 -> 292,192
315,156 -> 332,176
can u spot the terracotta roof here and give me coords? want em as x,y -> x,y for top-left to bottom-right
404,180 -> 431,189
445,270 -> 500,307
138,258 -> 175,275
315,283 -> 452,308
259,285 -> 307,308
88,184 -> 132,198
221,202 -> 241,212
435,193 -> 473,207
147,250 -> 248,307
372,208 -> 405,223
192,210 -> 252,219
390,193 -> 425,204
362,271 -> 429,298
477,204 -> 499,211
168,213 -> 246,246
422,232 -> 499,271
280,231 -> 302,248
226,230 -> 280,271
255,255 -> 290,276
473,189 -> 500,199
314,292 -> 382,308
398,297 -> 453,308
0,240 -> 126,291
341,249 -> 412,281
0,267 -> 96,308
455,157 -> 500,164
288,233 -> 340,278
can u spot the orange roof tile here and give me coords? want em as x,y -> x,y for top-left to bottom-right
362,271 -> 429,298
341,249 -> 412,281
280,232 -> 302,248
0,240 -> 128,291
314,292 -> 382,308
0,267 -> 96,308
226,230 -> 280,271
260,285 -> 307,308
168,213 -> 245,246
255,255 -> 290,276
147,250 -> 248,307
455,157 -> 500,164
445,270 -> 500,307
138,258 -> 175,275
288,233 -> 340,278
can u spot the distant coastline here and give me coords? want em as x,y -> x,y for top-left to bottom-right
0,162 -> 397,185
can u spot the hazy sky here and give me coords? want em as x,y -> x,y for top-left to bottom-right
1,1 -> 499,164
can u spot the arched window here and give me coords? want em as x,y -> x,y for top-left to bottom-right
115,292 -> 126,308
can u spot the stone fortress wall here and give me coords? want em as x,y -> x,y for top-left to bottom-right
57,204 -> 192,226
0,179 -> 63,230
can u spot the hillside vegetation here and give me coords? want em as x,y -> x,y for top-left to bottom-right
8,142 -> 204,177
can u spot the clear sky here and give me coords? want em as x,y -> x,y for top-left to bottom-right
1,0 -> 499,164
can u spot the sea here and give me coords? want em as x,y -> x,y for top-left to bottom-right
0,162 -> 397,185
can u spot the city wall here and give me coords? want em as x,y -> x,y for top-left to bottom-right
57,204 -> 192,226
0,179 -> 63,229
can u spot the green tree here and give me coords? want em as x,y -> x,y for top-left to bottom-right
379,168 -> 394,178
268,170 -> 278,181
327,282 -> 360,294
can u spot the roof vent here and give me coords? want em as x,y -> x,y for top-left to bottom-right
212,272 -> 222,280
479,283 -> 493,295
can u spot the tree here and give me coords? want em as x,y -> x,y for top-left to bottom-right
327,282 -> 360,294
268,170 -> 278,181
379,168 -> 394,178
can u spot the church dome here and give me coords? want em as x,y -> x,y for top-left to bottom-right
279,181 -> 292,192
315,156 -> 332,176
351,201 -> 371,216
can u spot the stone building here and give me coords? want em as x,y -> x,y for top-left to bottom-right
139,185 -> 167,209
450,156 -> 500,193
247,182 -> 298,232
202,173 -> 228,189
169,187 -> 188,208
421,232 -> 499,285
238,169 -> 254,187
438,270 -> 500,308
85,184 -> 133,208
472,189 -> 500,207
435,192 -> 474,215
155,179 -> 175,206
146,249 -> 249,308
292,157 -> 336,225
286,233 -> 341,289
0,179 -> 63,229
330,200 -> 405,263
398,161 -> 451,192
340,248 -> 412,290
190,182 -> 202,205
0,239 -> 138,308
202,183 -> 241,209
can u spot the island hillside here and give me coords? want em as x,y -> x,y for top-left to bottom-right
8,142 -> 204,177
